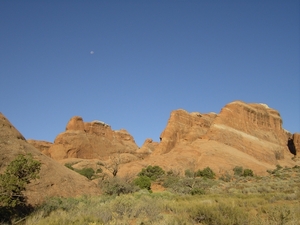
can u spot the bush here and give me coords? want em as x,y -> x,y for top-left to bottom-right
0,154 -> 41,222
219,172 -> 232,182
195,167 -> 216,179
233,166 -> 243,176
64,163 -> 75,170
243,169 -> 254,177
190,187 -> 205,195
133,176 -> 151,190
185,169 -> 194,178
99,177 -> 139,196
163,176 -> 180,188
138,165 -> 165,181
76,168 -> 95,180
64,164 -> 96,180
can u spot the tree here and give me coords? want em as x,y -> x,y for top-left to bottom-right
102,155 -> 122,177
0,154 -> 41,221
138,165 -> 165,181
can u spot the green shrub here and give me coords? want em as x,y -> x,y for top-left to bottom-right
133,176 -> 151,190
243,169 -> 254,177
96,168 -> 103,174
233,166 -> 243,176
195,167 -> 216,179
75,168 -> 95,180
219,172 -> 232,182
138,165 -> 165,181
99,177 -> 139,196
163,176 -> 180,188
190,187 -> 205,195
185,169 -> 194,178
276,164 -> 283,170
64,164 -> 96,180
64,163 -> 75,170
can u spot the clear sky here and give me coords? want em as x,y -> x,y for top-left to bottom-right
1,1 -> 299,147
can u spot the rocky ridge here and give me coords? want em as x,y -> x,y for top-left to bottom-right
0,113 -> 100,205
20,101 -> 300,178
47,116 -> 139,160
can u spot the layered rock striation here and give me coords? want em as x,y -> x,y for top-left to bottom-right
135,101 -> 298,176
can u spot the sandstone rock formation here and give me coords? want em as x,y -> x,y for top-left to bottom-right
293,133 -> 300,157
119,101 -> 299,177
204,101 -> 290,164
27,101 -> 299,178
137,138 -> 159,156
27,139 -> 52,156
48,116 -> 139,160
155,109 -> 217,154
0,113 -> 100,205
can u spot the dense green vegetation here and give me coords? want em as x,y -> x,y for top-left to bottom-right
65,163 -> 96,180
0,154 -> 41,223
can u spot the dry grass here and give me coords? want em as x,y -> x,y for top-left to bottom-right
18,166 -> 300,225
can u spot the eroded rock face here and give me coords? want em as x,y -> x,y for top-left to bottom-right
132,101 -> 298,176
155,109 -> 217,154
0,113 -> 100,205
205,101 -> 291,164
293,133 -> 300,157
137,138 -> 159,156
27,139 -> 52,156
48,116 -> 139,160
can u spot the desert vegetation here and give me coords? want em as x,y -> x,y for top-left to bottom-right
2,162 -> 300,225
0,154 -> 41,223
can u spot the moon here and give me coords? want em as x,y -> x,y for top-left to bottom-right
90,51 -> 94,54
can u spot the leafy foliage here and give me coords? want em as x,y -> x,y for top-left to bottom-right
233,166 -> 254,177
243,169 -> 254,177
0,154 -> 41,208
76,168 -> 95,180
0,154 -> 41,222
195,167 -> 216,179
133,176 -> 151,190
138,165 -> 165,181
184,169 -> 194,178
64,164 -> 96,180
233,166 -> 244,176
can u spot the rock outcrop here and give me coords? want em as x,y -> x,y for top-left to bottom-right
0,113 -> 100,205
27,101 -> 299,178
293,133 -> 300,157
119,101 -> 298,177
155,109 -> 217,154
48,116 -> 139,160
137,138 -> 159,156
27,139 -> 52,156
205,101 -> 290,164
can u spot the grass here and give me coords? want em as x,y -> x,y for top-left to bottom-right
6,165 -> 300,225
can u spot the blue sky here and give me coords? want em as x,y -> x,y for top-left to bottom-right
1,1 -> 299,147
